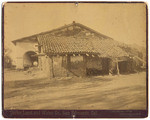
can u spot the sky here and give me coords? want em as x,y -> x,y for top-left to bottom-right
4,2 -> 146,49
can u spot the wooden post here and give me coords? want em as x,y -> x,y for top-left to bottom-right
51,56 -> 55,78
46,56 -> 51,78
116,58 -> 120,75
83,55 -> 87,77
109,59 -> 112,76
66,55 -> 70,77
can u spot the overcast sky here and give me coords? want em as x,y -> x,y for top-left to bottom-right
4,3 -> 146,48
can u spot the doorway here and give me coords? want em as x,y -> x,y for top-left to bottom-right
23,51 -> 38,69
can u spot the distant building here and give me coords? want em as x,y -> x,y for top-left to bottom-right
12,22 -> 145,77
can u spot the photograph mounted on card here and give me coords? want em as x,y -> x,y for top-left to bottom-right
2,2 -> 148,118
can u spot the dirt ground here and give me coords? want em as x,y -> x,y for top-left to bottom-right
4,69 -> 147,110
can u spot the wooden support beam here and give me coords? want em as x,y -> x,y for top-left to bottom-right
86,53 -> 89,56
116,59 -> 120,75
35,44 -> 43,47
92,55 -> 95,57
133,56 -> 146,64
51,56 -> 55,78
31,53 -> 46,57
67,55 -> 71,77
83,55 -> 87,77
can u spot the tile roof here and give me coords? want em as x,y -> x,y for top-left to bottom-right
38,35 -> 95,54
37,23 -> 128,58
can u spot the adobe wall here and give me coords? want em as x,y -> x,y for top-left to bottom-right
38,55 -> 51,77
14,40 -> 38,69
40,55 -> 137,78
69,55 -> 86,77
52,56 -> 68,77
44,55 -> 86,78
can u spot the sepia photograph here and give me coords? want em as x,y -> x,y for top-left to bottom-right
2,2 -> 148,118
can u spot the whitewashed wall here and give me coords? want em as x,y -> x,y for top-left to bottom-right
14,40 -> 38,69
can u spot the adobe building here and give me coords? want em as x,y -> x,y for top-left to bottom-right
12,22 -> 145,77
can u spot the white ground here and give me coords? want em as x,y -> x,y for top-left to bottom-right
4,69 -> 147,110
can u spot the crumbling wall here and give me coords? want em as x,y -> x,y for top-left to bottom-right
52,56 -> 68,77
38,55 -> 53,78
69,55 -> 86,77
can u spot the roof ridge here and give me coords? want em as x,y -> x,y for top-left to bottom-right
12,22 -> 113,44
12,23 -> 74,44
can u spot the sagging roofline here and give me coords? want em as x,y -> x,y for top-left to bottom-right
12,21 -> 113,45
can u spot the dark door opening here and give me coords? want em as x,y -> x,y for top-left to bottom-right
118,61 -> 128,74
23,51 -> 38,70
86,57 -> 109,76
